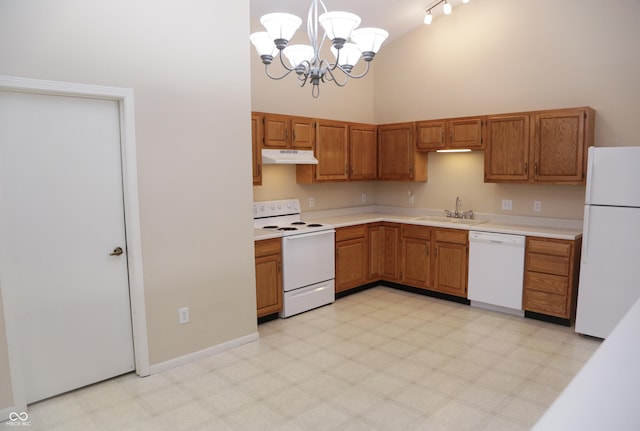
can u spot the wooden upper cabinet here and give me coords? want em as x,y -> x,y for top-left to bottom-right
251,113 -> 263,186
532,108 -> 594,184
485,107 -> 594,184
416,120 -> 447,151
349,123 -> 377,180
263,113 -> 314,149
378,122 -> 427,181
416,117 -> 484,151
484,113 -> 531,182
297,119 -> 349,183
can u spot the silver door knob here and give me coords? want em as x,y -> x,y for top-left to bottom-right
109,247 -> 124,256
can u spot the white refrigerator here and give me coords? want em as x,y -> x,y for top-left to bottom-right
575,146 -> 640,338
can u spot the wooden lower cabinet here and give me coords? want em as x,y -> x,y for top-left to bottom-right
380,223 -> 401,282
400,224 -> 431,289
335,225 -> 368,293
523,236 -> 581,321
432,228 -> 468,297
367,223 -> 383,281
254,238 -> 282,318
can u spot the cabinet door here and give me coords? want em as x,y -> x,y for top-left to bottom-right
484,114 -> 530,182
433,241 -> 468,297
532,109 -> 587,184
291,117 -> 314,149
255,253 -> 282,317
315,120 -> 349,181
336,238 -> 368,293
378,123 -> 418,180
381,223 -> 401,281
401,236 -> 431,288
416,120 -> 446,151
449,117 -> 484,150
251,113 -> 262,186
263,114 -> 290,148
349,123 -> 377,180
367,223 -> 383,281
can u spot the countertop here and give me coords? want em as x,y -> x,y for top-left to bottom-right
254,206 -> 583,241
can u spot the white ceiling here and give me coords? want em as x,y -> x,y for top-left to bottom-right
250,0 -> 471,43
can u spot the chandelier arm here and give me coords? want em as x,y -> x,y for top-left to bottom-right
322,65 -> 349,87
277,51 -> 297,72
337,60 -> 371,79
264,64 -> 296,81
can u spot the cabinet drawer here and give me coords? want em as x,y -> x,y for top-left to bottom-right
335,224 -> 367,242
527,238 -> 571,257
402,224 -> 431,240
525,271 -> 569,295
434,228 -> 467,245
255,238 -> 281,258
527,253 -> 570,276
524,290 -> 568,317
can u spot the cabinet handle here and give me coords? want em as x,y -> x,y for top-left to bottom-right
524,161 -> 529,175
534,162 -> 538,177
434,247 -> 438,258
285,129 -> 289,141
292,129 -> 296,141
450,130 -> 453,141
408,165 -> 413,175
345,164 -> 348,175
441,131 -> 444,143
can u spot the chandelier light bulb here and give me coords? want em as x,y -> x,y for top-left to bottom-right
462,0 -> 470,3
443,1 -> 452,15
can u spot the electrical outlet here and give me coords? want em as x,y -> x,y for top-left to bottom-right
309,197 -> 315,208
533,200 -> 542,212
178,307 -> 189,324
501,199 -> 513,211
408,190 -> 415,205
361,192 -> 367,203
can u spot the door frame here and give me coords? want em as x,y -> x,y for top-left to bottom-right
0,75 -> 150,416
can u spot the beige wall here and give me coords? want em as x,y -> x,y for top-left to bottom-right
0,0 -> 256,408
252,0 -> 640,220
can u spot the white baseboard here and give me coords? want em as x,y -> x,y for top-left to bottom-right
147,332 -> 259,375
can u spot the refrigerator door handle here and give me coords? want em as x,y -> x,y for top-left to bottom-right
582,205 -> 591,264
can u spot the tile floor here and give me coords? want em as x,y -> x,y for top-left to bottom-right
25,286 -> 601,431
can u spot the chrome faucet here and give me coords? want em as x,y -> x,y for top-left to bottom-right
455,196 -> 462,218
445,196 -> 474,219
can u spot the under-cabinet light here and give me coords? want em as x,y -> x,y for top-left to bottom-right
436,149 -> 472,153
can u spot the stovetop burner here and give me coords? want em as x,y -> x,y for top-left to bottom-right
307,223 -> 323,227
263,225 -> 279,229
278,227 -> 298,231
291,221 -> 306,225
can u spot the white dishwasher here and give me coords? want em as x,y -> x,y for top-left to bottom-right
468,231 -> 525,316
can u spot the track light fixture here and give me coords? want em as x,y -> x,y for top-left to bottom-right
424,0 -> 470,25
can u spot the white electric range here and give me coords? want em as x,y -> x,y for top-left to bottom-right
253,199 -> 335,318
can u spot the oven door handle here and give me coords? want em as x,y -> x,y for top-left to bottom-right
284,229 -> 335,240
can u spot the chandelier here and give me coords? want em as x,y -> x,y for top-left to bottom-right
250,0 -> 388,98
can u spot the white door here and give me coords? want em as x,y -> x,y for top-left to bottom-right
0,90 -> 135,403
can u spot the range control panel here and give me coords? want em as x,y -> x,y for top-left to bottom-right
253,199 -> 301,219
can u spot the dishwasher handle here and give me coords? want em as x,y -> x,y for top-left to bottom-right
469,231 -> 525,246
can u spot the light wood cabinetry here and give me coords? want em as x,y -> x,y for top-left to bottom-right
523,236 -> 581,321
349,123 -> 378,180
367,223 -> 383,281
297,119 -> 349,183
400,224 -> 431,289
378,122 -> 428,181
251,113 -> 263,186
335,225 -> 368,293
262,113 -> 314,149
484,107 -> 594,184
254,238 -> 282,318
416,116 -> 484,151
380,222 -> 401,282
432,228 -> 468,298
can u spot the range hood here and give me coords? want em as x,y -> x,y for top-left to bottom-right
262,149 -> 318,165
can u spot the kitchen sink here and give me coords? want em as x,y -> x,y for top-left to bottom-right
412,216 -> 488,226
